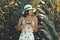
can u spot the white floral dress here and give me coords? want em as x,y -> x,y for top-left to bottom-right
19,18 -> 35,40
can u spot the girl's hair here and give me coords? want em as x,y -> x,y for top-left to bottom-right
23,10 -> 34,17
23,10 -> 29,17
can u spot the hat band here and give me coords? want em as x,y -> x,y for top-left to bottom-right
25,7 -> 32,10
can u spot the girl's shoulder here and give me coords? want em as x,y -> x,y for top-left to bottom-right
20,16 -> 24,19
33,16 -> 38,20
19,16 -> 24,21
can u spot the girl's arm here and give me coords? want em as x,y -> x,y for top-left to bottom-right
16,17 -> 23,31
33,16 -> 38,32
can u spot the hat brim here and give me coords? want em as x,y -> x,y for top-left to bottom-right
25,8 -> 34,10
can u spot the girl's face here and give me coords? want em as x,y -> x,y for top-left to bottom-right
28,9 -> 33,15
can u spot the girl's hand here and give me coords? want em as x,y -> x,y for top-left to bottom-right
21,24 -> 27,29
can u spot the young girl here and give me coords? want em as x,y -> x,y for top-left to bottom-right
16,4 -> 38,40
